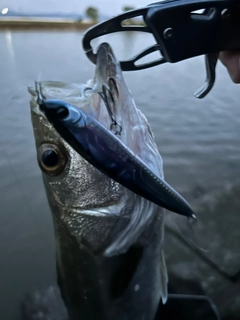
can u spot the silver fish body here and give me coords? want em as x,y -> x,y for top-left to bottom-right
29,43 -> 168,320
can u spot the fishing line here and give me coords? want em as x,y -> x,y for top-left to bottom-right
165,223 -> 236,282
173,217 -> 209,253
5,84 -> 31,105
4,72 -> 43,108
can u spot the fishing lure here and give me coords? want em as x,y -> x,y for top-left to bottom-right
35,83 -> 196,219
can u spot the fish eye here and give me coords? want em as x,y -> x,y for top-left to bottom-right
37,143 -> 67,176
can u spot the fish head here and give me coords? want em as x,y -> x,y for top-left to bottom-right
29,42 -> 164,257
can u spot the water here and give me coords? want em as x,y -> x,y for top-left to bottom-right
0,30 -> 240,319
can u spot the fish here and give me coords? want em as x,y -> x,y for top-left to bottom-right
28,43 -> 189,320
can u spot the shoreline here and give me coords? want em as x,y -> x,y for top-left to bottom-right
0,18 -> 96,30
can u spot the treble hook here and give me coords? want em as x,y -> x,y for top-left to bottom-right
35,81 -> 47,105
194,53 -> 219,99
99,83 -> 122,136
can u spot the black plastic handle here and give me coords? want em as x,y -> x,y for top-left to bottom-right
146,0 -> 240,63
82,0 -> 240,70
82,7 -> 151,66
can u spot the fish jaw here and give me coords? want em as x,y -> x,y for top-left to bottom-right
93,42 -> 122,85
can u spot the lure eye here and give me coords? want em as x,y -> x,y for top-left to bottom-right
56,107 -> 69,119
37,143 -> 67,176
